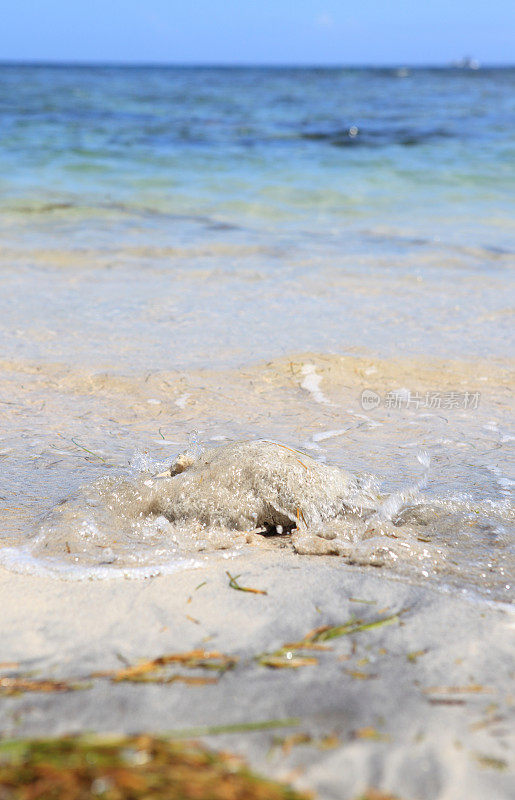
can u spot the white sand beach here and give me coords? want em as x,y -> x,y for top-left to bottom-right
0,551 -> 513,799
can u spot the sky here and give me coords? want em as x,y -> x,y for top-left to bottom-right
1,0 -> 513,65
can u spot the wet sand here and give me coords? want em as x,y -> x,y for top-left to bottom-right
1,351 -> 512,597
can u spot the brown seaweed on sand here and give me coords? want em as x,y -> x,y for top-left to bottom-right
93,649 -> 238,684
0,735 -> 312,799
0,676 -> 88,697
258,612 -> 403,668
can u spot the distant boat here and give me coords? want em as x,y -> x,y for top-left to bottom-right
451,56 -> 480,70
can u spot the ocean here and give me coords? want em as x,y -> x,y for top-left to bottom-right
0,65 -> 513,598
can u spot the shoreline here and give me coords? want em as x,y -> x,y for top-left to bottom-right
1,350 -> 512,600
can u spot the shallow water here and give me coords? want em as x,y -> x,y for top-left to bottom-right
0,65 -> 513,598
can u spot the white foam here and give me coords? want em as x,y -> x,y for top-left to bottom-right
312,428 -> 351,443
484,420 -> 499,432
0,543 -> 203,582
376,451 -> 430,521
301,364 -> 329,404
129,449 -> 167,474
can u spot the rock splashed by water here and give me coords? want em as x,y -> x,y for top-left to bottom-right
1,438 -> 503,586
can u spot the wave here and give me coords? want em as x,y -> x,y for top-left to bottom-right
1,439 -> 511,596
299,125 -> 455,148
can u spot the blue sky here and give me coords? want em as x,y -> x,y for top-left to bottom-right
2,1 -> 513,65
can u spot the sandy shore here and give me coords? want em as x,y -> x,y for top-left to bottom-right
0,551 -> 513,799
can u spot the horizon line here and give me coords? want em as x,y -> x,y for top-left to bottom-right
0,59 -> 513,69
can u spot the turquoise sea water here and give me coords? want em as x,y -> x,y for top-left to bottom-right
0,65 -> 514,248
1,65 -> 514,366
